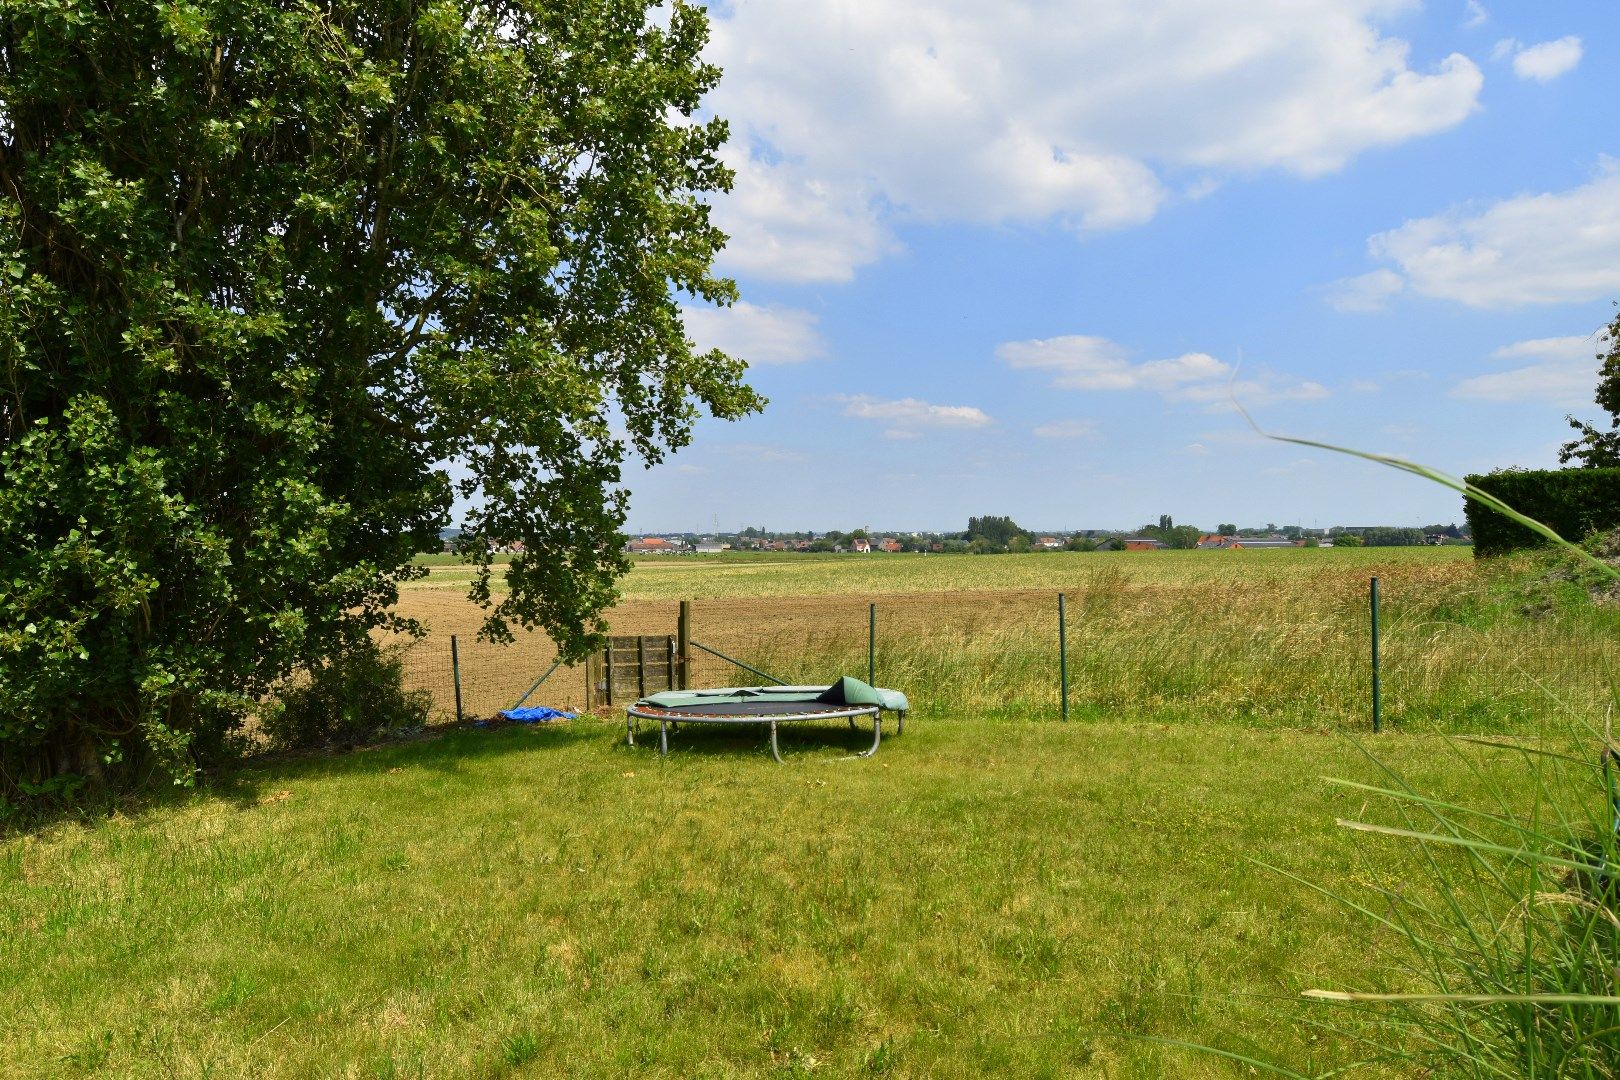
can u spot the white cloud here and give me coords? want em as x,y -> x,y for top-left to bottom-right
1509,36 -> 1583,82
1176,377 -> 1331,411
1451,333 -> 1606,406
1462,1 -> 1488,29
838,394 -> 994,432
1032,418 -> 1102,440
1322,268 -> 1405,312
997,336 -> 1229,391
681,301 -> 825,364
1345,165 -> 1620,307
708,1 -> 1483,282
998,334 -> 1329,411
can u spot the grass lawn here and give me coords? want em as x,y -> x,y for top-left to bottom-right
2,717 -> 1529,1078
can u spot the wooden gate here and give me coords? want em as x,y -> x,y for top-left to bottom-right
585,635 -> 680,709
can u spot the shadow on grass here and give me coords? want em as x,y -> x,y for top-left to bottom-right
631,716 -> 897,762
1,719 -> 609,837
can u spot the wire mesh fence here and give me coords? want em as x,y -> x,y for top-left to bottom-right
393,576 -> 1619,735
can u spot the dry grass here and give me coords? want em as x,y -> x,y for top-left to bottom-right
392,549 -> 1619,736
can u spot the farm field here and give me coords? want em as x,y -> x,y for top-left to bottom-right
394,548 -> 1618,738
409,546 -> 1476,600
0,717 -> 1545,1078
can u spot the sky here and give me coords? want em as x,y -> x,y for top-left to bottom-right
626,0 -> 1620,535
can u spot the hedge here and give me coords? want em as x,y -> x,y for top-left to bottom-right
1463,468 -> 1620,556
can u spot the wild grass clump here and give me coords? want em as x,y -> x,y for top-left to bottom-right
1287,717 -> 1620,1077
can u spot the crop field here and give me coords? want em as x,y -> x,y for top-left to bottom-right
395,549 -> 1620,737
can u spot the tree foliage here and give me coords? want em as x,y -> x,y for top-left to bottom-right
0,0 -> 760,791
1560,305 -> 1620,468
966,515 -> 1028,550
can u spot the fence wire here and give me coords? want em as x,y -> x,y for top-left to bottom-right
391,577 -> 1619,735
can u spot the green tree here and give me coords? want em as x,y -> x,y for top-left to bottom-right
1559,306 -> 1620,467
966,515 -> 1029,550
0,0 -> 761,789
1217,523 -> 1236,535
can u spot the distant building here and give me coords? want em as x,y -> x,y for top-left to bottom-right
626,537 -> 679,555
693,541 -> 726,554
852,537 -> 872,553
879,538 -> 902,553
1121,536 -> 1166,551
1035,536 -> 1063,550
1195,534 -> 1300,550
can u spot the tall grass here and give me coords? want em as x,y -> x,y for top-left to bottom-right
401,561 -> 1620,737
1279,713 -> 1620,1077
1238,421 -> 1620,1076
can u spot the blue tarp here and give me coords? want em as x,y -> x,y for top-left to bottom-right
498,706 -> 576,723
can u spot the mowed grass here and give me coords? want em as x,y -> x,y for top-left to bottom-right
409,547 -> 1475,600
1,718 -> 1533,1078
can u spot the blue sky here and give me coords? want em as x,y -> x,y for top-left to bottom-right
627,1 -> 1620,535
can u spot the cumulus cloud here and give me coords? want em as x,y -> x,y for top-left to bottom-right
998,334 -> 1328,411
707,1 -> 1483,282
1032,418 -> 1102,440
997,336 -> 1229,391
1462,1 -> 1488,29
838,394 -> 994,434
681,301 -> 825,364
1505,36 -> 1583,82
1322,268 -> 1405,312
1451,334 -> 1606,406
1338,165 -> 1620,308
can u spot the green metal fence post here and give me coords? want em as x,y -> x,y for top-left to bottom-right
1370,576 -> 1381,733
1058,592 -> 1069,721
868,602 -> 876,686
450,634 -> 464,724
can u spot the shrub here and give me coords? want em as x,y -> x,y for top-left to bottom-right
1464,468 -> 1620,556
262,642 -> 430,752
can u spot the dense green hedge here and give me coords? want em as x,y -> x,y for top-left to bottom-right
1464,468 -> 1620,556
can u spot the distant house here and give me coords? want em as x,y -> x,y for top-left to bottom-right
852,537 -> 872,553
879,538 -> 902,553
626,536 -> 679,555
793,539 -> 813,552
693,541 -> 726,554
1196,534 -> 1300,550
1121,536 -> 1166,551
1035,536 -> 1063,550
929,542 -> 944,553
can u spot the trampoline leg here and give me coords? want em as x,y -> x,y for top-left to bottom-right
659,721 -> 669,756
626,713 -> 636,748
853,716 -> 882,759
769,720 -> 785,764
897,710 -> 905,736
848,716 -> 858,731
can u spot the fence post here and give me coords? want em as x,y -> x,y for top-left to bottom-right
450,634 -> 464,724
677,600 -> 692,690
868,602 -> 877,686
1058,592 -> 1069,721
1370,576 -> 1382,733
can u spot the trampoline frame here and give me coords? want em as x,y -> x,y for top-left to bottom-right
625,702 -> 882,763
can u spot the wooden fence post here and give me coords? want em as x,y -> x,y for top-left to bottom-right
677,600 -> 692,690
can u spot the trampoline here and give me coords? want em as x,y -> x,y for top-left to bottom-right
625,677 -> 909,763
